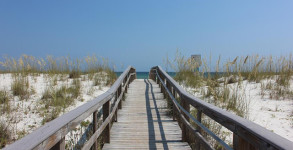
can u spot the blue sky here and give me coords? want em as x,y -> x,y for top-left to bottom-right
0,1 -> 292,71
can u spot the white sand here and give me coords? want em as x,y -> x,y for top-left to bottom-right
1,73 -> 292,146
0,73 -> 109,142
184,77 -> 293,142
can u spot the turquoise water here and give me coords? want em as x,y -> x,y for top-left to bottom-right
115,72 -> 225,79
115,72 -> 176,79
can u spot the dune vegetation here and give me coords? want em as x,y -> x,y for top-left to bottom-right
164,50 -> 293,149
0,54 -> 116,148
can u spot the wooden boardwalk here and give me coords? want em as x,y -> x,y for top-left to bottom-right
103,79 -> 191,150
6,67 -> 293,150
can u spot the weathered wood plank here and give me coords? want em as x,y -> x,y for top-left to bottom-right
102,79 -> 191,150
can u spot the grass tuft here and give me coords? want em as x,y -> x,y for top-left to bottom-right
105,69 -> 117,86
0,90 -> 9,105
40,85 -> 77,124
11,76 -> 30,100
0,90 -> 10,114
69,69 -> 81,79
0,121 -> 11,148
69,79 -> 81,98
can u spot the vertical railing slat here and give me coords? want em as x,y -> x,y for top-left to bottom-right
92,111 -> 97,150
103,101 -> 110,143
118,85 -> 122,109
172,87 -> 176,121
181,95 -> 190,142
196,109 -> 202,150
50,137 -> 65,150
115,91 -> 118,122
233,131 -> 257,150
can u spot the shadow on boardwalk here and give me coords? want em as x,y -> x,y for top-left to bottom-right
102,79 -> 191,149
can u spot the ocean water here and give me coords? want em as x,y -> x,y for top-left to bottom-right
116,72 -> 176,79
115,72 -> 225,79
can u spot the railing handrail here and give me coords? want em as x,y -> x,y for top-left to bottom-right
4,66 -> 136,150
155,69 -> 232,150
150,66 -> 293,150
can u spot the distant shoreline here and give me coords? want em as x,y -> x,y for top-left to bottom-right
115,72 -> 176,79
115,72 -> 228,79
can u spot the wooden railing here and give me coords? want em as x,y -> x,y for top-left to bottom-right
4,66 -> 136,150
149,66 -> 293,150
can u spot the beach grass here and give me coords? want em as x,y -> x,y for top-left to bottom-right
0,90 -> 10,114
0,121 -> 11,148
164,50 -> 293,148
11,76 -> 30,100
0,54 -> 117,145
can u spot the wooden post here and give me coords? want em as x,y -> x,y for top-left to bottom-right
166,81 -> 173,117
172,88 -> 176,121
197,109 -> 202,133
115,91 -> 118,122
124,76 -> 127,85
181,95 -> 190,142
50,137 -> 65,150
130,73 -> 133,83
149,69 -> 155,80
118,85 -> 122,109
92,111 -> 97,150
132,68 -> 136,81
196,109 -> 202,150
153,69 -> 156,81
115,109 -> 118,122
233,132 -> 256,150
166,81 -> 170,100
103,101 -> 110,143
162,78 -> 166,99
156,74 -> 160,84
159,75 -> 164,95
125,75 -> 128,93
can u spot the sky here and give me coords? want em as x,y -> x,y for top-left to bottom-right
0,1 -> 293,71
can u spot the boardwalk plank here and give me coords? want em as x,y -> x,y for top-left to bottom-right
102,79 -> 191,150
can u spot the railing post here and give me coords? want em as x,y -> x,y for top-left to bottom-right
50,137 -> 65,150
103,101 -> 110,143
233,130 -> 256,150
149,69 -> 155,80
196,109 -> 202,133
196,109 -> 202,150
132,68 -> 136,81
125,75 -> 128,93
115,92 -> 118,122
118,85 -> 122,109
162,78 -> 166,99
115,109 -> 118,122
156,73 -> 160,85
166,80 -> 170,99
181,95 -> 190,142
92,111 -> 97,150
172,87 -> 176,121
167,81 -> 176,121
